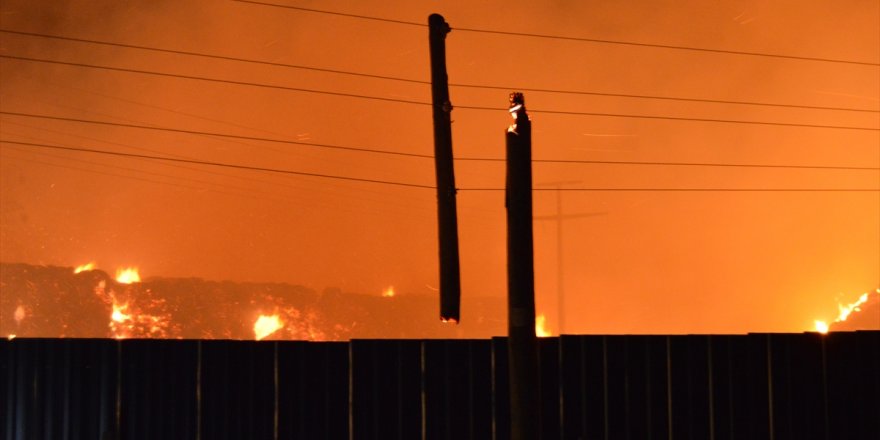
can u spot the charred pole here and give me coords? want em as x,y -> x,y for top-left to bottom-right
506,92 -> 538,440
428,13 -> 461,322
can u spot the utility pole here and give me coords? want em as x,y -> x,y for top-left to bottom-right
506,92 -> 538,440
427,14 -> 461,323
534,182 -> 605,334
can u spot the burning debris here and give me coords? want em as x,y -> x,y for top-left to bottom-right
73,262 -> 96,274
813,288 -> 880,333
254,314 -> 283,340
382,286 -> 396,298
535,314 -> 551,337
115,267 -> 141,284
0,263 -> 505,340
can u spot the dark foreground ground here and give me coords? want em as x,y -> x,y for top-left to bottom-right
3,332 -> 878,439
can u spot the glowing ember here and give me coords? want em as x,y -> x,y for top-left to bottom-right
73,262 -> 96,274
13,305 -> 25,324
382,286 -> 395,298
535,313 -> 552,337
813,289 -> 877,333
441,317 -> 458,324
254,314 -> 283,340
836,293 -> 869,322
115,267 -> 141,284
111,303 -> 132,323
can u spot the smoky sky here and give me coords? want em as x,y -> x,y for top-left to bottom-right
1,0 -> 878,334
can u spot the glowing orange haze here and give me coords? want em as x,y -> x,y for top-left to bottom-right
0,0 -> 877,335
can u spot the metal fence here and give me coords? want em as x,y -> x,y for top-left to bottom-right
2,332 -> 878,439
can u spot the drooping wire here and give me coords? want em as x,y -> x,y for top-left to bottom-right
3,29 -> 874,113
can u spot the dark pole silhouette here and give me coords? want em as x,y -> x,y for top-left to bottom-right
428,13 -> 462,323
506,92 -> 538,440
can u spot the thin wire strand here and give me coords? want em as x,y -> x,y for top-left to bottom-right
232,0 -> 878,66
453,27 -> 879,67
2,111 -> 876,171
0,140 -> 435,189
460,156 -> 880,171
459,187 -> 880,192
0,110 -> 433,159
450,82 -> 879,114
0,55 -> 429,106
232,0 -> 427,27
455,104 -> 879,131
0,29 -> 431,87
3,29 -> 875,113
2,141 -> 876,193
3,56 -> 876,131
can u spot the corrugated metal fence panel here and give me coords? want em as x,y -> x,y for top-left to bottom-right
119,339 -> 198,440
276,341 -> 349,439
559,335 -> 672,440
422,339 -> 492,440
491,337 -> 510,440
536,336 -> 560,440
825,331 -> 880,438
766,333 -> 826,440
2,332 -> 878,439
199,340 -> 275,440
2,339 -> 117,440
350,339 -> 422,440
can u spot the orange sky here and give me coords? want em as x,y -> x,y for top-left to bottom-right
1,0 -> 877,334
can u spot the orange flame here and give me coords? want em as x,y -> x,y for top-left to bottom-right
254,314 -> 283,340
382,286 -> 395,298
111,303 -> 132,323
813,289 -> 876,334
115,267 -> 141,284
74,262 -> 96,274
535,313 -> 552,337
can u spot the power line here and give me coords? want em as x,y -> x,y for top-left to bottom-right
455,104 -> 879,131
2,29 -> 875,114
3,141 -> 876,193
450,83 -> 879,114
232,0 -> 427,27
232,0 -> 879,67
4,55 -> 876,131
461,156 -> 880,171
0,140 -> 435,189
2,111 -> 876,171
0,111 -> 433,159
460,188 -> 879,192
0,55 -> 429,107
0,29 -> 430,87
453,27 -> 879,67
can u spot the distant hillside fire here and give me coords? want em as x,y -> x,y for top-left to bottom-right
813,289 -> 880,333
0,263 -> 505,340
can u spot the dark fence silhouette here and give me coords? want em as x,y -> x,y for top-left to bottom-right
2,332 -> 878,439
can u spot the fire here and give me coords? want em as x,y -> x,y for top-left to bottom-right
7,334 -> 15,340
254,314 -> 283,340
441,317 -> 458,324
836,292 -> 869,322
111,303 -> 132,323
74,262 -> 96,273
13,305 -> 25,324
535,313 -> 552,337
115,267 -> 141,284
382,286 -> 395,298
813,289 -> 877,333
